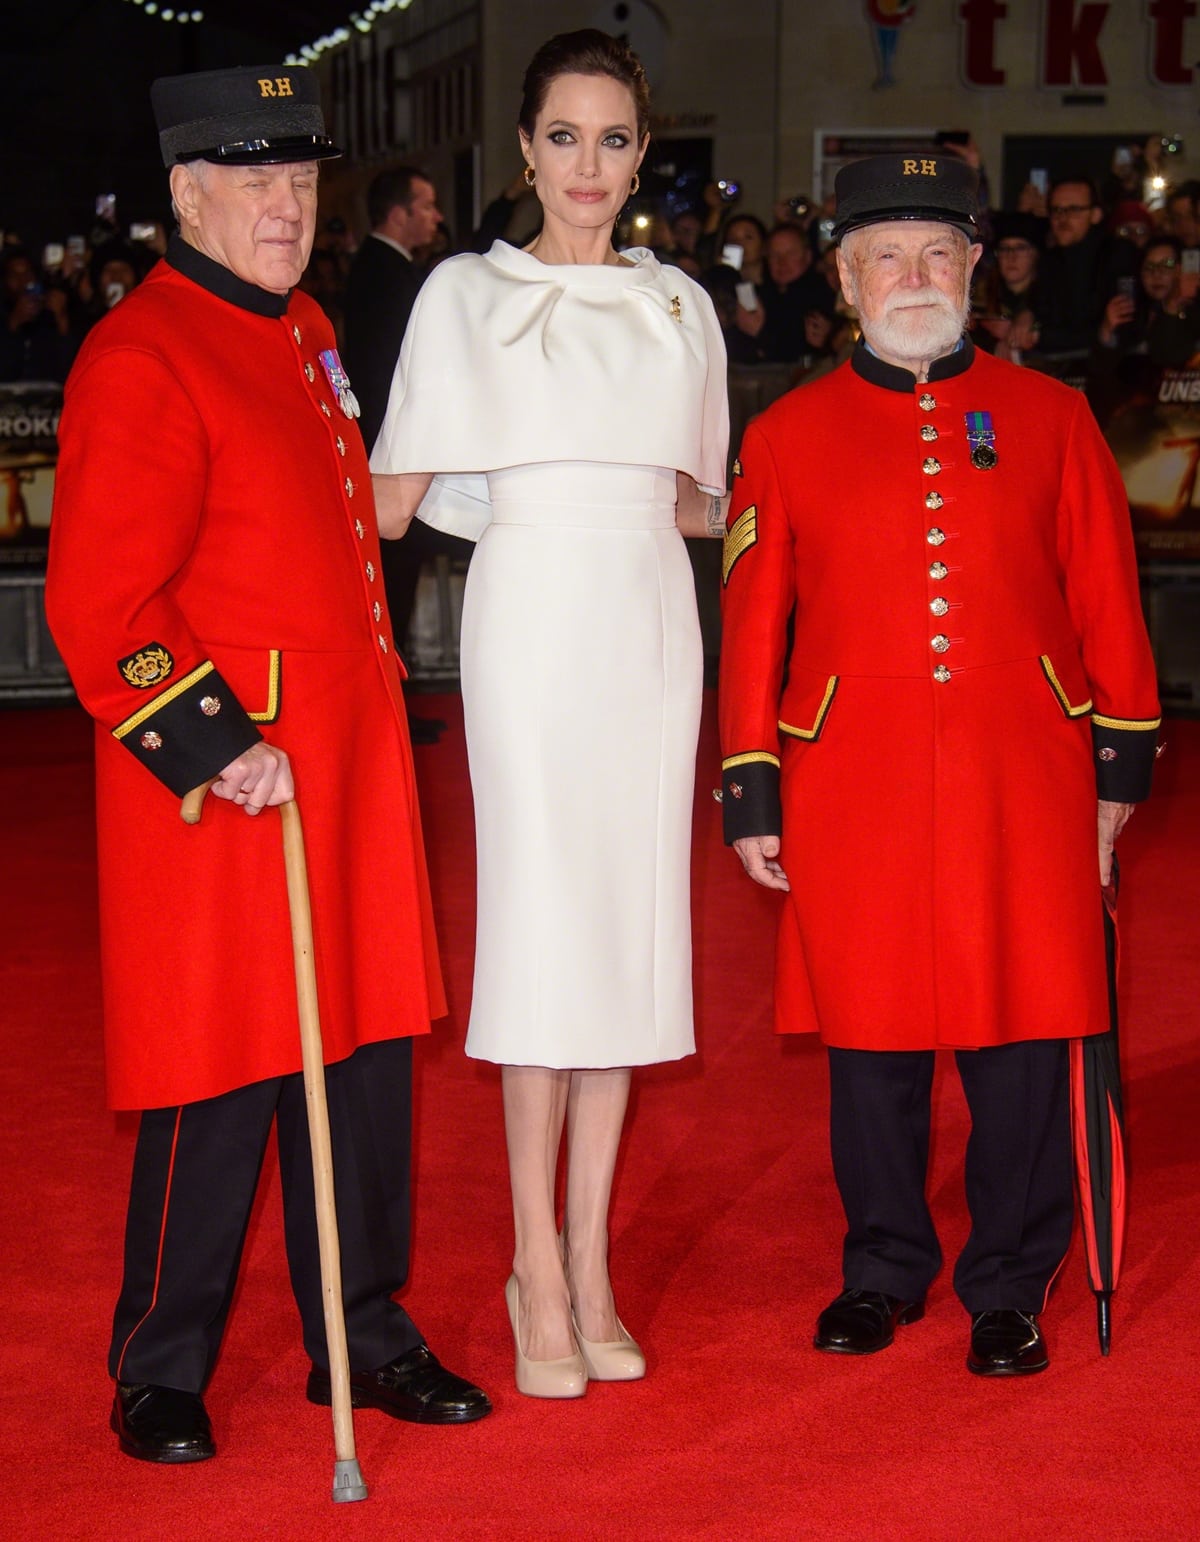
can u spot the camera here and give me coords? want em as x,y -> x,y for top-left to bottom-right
716,179 -> 740,203
1161,135 -> 1184,156
788,195 -> 812,220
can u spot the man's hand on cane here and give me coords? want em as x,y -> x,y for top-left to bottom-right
211,741 -> 294,814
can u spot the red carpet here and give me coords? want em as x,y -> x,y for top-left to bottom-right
2,697 -> 1199,1540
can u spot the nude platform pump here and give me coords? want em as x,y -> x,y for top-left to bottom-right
505,1275 -> 588,1399
571,1315 -> 646,1382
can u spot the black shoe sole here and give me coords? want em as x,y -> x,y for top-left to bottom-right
306,1372 -> 492,1425
110,1409 -> 215,1462
966,1355 -> 1049,1377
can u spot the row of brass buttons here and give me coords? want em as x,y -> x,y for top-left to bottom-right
921,393 -> 954,684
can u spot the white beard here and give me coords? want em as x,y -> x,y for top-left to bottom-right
863,286 -> 969,365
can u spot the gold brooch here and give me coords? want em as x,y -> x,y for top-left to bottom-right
670,296 -> 682,323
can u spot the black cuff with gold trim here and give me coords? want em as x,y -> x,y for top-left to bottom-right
1090,716 -> 1160,802
112,662 -> 262,797
721,755 -> 781,844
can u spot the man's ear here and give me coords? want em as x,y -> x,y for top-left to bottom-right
170,164 -> 201,229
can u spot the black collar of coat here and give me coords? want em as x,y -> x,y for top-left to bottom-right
852,336 -> 975,392
165,234 -> 290,318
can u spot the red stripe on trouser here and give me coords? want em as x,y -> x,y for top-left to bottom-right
114,1107 -> 183,1382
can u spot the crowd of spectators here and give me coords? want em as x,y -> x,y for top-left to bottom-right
10,139 -> 1200,401
1,205 -> 168,385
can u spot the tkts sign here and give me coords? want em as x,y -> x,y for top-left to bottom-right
959,0 -> 1197,88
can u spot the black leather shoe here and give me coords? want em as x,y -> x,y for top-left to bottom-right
111,1382 -> 215,1463
967,1309 -> 1049,1376
813,1288 -> 926,1354
307,1344 -> 492,1424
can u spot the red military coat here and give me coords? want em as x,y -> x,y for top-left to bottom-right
719,342 -> 1160,1051
47,240 -> 445,1109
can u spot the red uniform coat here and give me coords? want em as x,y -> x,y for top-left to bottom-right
46,242 -> 445,1109
718,342 -> 1160,1051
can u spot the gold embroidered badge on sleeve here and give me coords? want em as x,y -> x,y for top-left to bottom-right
722,504 -> 758,585
119,645 -> 174,689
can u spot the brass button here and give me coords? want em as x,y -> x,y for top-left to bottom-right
930,597 -> 949,617
927,528 -> 946,546
320,401 -> 331,417
292,324 -> 302,344
919,392 -> 936,411
931,633 -> 951,653
920,425 -> 938,442
140,730 -> 163,750
366,561 -> 376,581
336,436 -> 346,457
933,664 -> 952,683
373,601 -> 382,622
355,519 -> 365,539
378,634 -> 388,653
345,477 -> 355,497
925,491 -> 944,510
922,457 -> 941,476
929,560 -> 948,579
199,695 -> 222,716
304,363 -> 315,382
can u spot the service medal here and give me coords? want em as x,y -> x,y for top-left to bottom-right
319,348 -> 361,420
965,410 -> 997,469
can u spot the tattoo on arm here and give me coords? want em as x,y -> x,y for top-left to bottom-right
706,494 -> 728,538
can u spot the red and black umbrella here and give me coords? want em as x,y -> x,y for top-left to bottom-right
1069,857 -> 1127,1355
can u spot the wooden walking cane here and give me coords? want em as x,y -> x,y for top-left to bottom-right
181,782 -> 368,1504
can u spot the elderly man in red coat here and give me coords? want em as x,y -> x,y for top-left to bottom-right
719,153 -> 1160,1376
46,65 -> 490,1463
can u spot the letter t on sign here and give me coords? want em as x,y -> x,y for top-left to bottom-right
959,0 -> 1007,87
1149,0 -> 1196,85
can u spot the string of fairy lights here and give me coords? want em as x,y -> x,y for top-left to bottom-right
118,0 -> 415,54
122,0 -> 205,20
285,0 -> 416,66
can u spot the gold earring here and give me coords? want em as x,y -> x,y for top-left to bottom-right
630,172 -> 640,195
524,165 -> 536,188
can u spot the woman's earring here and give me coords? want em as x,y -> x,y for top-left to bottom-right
524,165 -> 536,188
630,172 -> 640,195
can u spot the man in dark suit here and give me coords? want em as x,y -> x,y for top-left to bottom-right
344,169 -> 453,741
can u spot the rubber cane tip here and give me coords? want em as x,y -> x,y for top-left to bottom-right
332,1458 -> 369,1503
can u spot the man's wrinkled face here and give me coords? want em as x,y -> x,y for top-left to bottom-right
171,160 -> 319,294
837,221 -> 979,366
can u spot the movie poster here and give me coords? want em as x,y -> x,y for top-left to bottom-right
1094,364 -> 1200,561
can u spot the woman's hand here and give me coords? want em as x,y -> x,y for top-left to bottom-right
372,471 -> 433,538
675,473 -> 729,539
1099,294 -> 1135,345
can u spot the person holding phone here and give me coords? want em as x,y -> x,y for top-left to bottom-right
1094,234 -> 1200,367
0,248 -> 76,382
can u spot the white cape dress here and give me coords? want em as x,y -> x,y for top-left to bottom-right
372,242 -> 728,1067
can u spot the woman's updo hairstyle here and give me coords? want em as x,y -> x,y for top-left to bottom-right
518,29 -> 651,143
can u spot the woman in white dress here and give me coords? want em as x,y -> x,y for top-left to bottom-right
372,29 -> 729,1398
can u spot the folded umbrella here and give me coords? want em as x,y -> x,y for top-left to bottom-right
1069,856 -> 1127,1356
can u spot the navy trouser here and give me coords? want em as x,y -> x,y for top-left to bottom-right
110,1038 -> 422,1392
827,1038 -> 1074,1314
